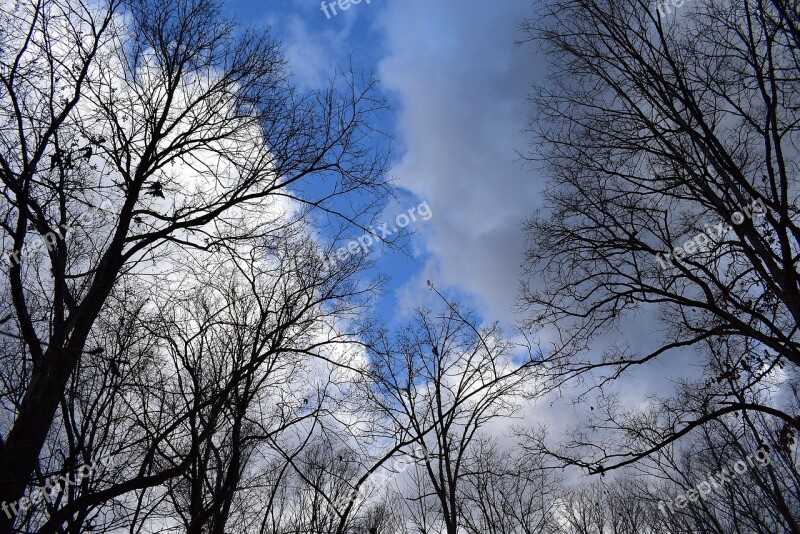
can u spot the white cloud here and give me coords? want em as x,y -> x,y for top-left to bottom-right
377,0 -> 545,323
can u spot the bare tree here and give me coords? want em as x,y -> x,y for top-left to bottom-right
367,290 -> 534,534
150,248 -> 367,534
252,419 -> 405,534
459,436 -> 561,534
1,221 -> 382,533
641,404 -> 800,533
546,407 -> 800,534
0,0 -> 388,527
520,0 -> 800,474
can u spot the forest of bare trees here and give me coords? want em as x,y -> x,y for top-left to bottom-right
0,0 -> 797,532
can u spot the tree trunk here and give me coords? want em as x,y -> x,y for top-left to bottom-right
0,352 -> 77,534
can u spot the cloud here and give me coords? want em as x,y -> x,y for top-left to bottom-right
377,0 -> 545,323
374,4 -> 706,458
282,14 -> 353,90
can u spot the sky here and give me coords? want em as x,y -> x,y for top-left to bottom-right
222,0 -> 545,330
216,0 -> 713,481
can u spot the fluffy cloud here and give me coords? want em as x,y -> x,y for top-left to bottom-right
377,0 -> 545,323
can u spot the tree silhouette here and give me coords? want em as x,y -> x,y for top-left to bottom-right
0,0 -> 388,529
521,0 -> 800,474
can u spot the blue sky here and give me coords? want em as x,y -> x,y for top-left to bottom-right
217,3 -> 704,445
222,0 -> 545,330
